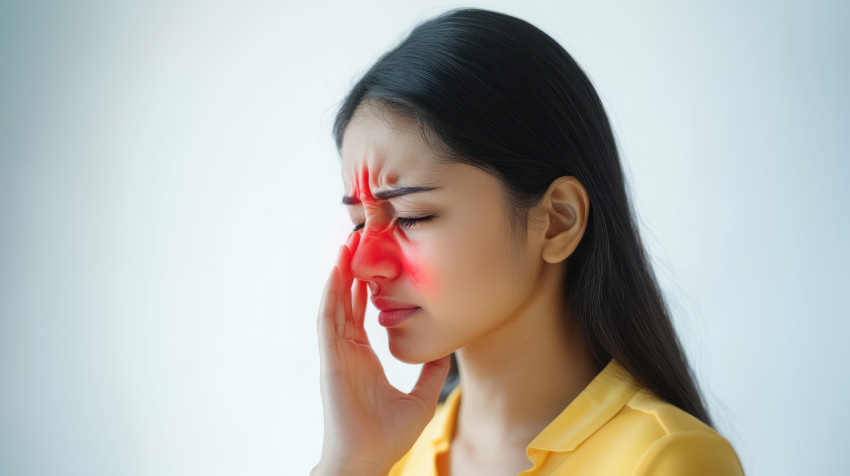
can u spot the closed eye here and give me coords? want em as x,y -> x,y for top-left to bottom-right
353,215 -> 436,232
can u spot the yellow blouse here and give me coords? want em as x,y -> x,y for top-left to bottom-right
388,358 -> 744,475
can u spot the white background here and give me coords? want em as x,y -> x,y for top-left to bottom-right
1,1 -> 848,475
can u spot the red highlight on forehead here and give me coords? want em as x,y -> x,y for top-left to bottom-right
351,168 -> 437,297
354,167 -> 373,202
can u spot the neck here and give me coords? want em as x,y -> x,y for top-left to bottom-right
452,261 -> 601,452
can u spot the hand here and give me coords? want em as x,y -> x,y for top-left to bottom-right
315,231 -> 452,473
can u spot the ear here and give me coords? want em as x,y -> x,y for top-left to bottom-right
537,176 -> 590,264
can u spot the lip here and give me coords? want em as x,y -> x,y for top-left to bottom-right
371,296 -> 419,312
378,307 -> 420,327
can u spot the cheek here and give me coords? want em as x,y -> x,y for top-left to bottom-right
420,218 -> 513,310
397,243 -> 438,297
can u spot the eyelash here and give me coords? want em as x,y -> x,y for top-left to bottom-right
352,215 -> 435,232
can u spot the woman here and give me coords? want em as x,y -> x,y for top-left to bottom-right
313,8 -> 744,476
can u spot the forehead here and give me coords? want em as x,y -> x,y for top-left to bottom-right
340,104 -> 445,190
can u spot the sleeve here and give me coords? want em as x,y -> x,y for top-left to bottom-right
632,431 -> 745,476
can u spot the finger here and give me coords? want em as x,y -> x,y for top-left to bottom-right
317,265 -> 342,376
347,231 -> 367,344
409,354 -> 453,409
353,278 -> 367,326
340,232 -> 357,287
340,246 -> 355,341
352,278 -> 370,345
340,232 -> 360,342
350,229 -> 361,251
333,245 -> 349,338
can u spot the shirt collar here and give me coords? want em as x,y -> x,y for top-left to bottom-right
427,383 -> 461,452
426,358 -> 640,453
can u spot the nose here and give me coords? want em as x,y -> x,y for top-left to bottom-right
350,226 -> 403,284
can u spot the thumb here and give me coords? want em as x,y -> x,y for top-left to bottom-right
408,354 -> 453,409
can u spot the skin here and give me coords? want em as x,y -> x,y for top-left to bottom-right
315,101 -> 600,476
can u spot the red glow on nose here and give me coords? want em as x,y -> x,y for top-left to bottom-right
351,168 -> 436,297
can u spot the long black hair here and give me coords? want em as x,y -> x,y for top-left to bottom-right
332,7 -> 714,428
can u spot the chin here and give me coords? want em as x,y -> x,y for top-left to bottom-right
387,337 -> 424,364
388,330 -> 446,364
387,332 -> 453,365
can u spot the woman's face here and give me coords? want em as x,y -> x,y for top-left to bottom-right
341,104 -> 544,364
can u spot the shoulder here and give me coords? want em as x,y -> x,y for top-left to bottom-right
632,430 -> 744,475
619,389 -> 745,475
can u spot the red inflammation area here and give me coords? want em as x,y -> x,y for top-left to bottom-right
349,168 -> 436,297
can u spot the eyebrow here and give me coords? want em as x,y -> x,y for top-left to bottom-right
341,186 -> 441,205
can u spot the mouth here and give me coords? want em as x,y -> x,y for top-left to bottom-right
371,296 -> 418,312
378,307 -> 420,327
